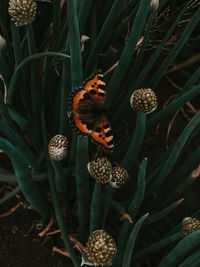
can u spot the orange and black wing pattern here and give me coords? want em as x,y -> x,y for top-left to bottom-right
67,70 -> 114,152
91,120 -> 114,152
83,70 -> 106,103
67,86 -> 92,136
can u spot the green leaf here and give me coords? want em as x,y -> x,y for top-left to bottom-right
0,54 -> 12,86
128,158 -> 147,217
179,250 -> 200,267
51,0 -> 61,50
109,200 -> 129,217
121,113 -> 146,172
133,232 -> 182,261
78,0 -> 93,35
145,198 -> 184,225
122,213 -> 149,267
0,137 -> 50,219
179,67 -> 200,96
111,3 -> 189,123
151,111 -> 200,192
48,163 -> 80,267
0,120 -> 38,169
67,0 -> 82,86
51,160 -> 68,203
0,186 -> 20,205
147,85 -> 200,132
90,182 -> 103,233
7,106 -> 28,131
120,13 -> 154,94
76,137 -> 90,229
150,5 -> 200,88
11,24 -> 23,65
161,146 -> 200,204
158,231 -> 200,267
7,52 -> 70,105
106,0 -> 151,107
84,0 -> 132,75
113,158 -> 147,267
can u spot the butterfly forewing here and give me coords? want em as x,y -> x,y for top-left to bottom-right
83,71 -> 106,103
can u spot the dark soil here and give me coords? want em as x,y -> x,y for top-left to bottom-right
0,200 -> 74,267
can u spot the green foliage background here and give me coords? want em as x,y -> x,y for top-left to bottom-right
0,0 -> 200,266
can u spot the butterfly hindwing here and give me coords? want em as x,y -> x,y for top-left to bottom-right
91,120 -> 114,152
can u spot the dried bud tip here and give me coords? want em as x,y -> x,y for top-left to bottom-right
150,0 -> 159,12
0,35 -> 6,51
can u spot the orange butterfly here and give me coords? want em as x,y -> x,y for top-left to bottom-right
67,70 -> 114,152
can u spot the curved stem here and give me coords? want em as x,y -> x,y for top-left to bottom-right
7,52 -> 70,104
0,186 -> 20,205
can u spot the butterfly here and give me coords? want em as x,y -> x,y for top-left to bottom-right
67,70 -> 114,152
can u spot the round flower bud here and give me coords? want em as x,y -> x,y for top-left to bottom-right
48,135 -> 68,161
130,88 -> 157,114
87,157 -> 112,184
82,230 -> 117,266
182,217 -> 200,236
150,0 -> 159,12
109,167 -> 130,188
8,0 -> 37,27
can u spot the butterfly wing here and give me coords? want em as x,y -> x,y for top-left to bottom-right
67,87 -> 92,136
67,71 -> 114,152
83,70 -> 106,103
91,120 -> 114,152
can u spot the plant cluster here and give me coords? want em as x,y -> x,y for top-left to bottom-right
0,0 -> 200,266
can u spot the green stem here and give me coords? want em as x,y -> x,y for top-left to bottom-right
51,0 -> 61,50
0,186 -> 20,205
11,24 -> 23,65
7,52 -> 70,105
48,165 -> 80,266
128,158 -> 147,217
76,137 -> 90,229
122,213 -> 149,267
133,232 -> 182,261
158,231 -> 200,267
121,113 -> 146,172
0,137 -> 51,219
90,182 -> 103,233
0,167 -> 74,184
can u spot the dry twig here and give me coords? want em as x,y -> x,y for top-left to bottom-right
0,202 -> 22,218
38,217 -> 55,237
120,214 -> 133,224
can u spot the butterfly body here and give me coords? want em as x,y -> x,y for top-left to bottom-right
67,71 -> 114,152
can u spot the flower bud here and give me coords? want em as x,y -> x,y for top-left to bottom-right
130,88 -> 157,114
48,135 -> 68,161
82,230 -> 117,266
182,217 -> 200,236
109,167 -> 130,188
87,157 -> 112,184
150,0 -> 159,12
8,0 -> 37,27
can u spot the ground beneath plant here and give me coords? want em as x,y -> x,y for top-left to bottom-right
0,200 -> 74,267
0,75 -> 199,267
